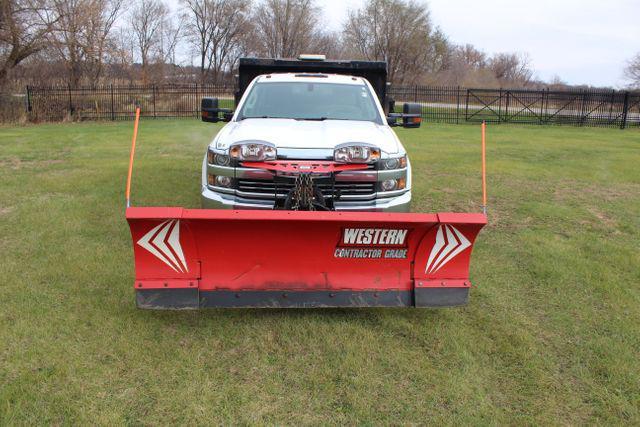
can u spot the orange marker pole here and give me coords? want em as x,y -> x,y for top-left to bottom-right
126,107 -> 141,208
481,121 -> 487,215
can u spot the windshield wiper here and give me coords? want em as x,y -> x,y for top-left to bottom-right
238,115 -> 285,120
240,116 -> 349,121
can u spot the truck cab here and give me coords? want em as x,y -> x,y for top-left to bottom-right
201,57 -> 421,212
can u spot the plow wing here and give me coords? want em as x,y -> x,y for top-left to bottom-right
127,208 -> 486,309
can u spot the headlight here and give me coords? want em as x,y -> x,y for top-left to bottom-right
214,153 -> 230,166
207,174 -> 233,188
208,149 -> 230,166
215,175 -> 232,187
380,178 -> 406,192
229,141 -> 276,161
334,144 -> 381,164
379,156 -> 407,170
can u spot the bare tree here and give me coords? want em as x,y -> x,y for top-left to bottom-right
50,0 -> 123,87
434,43 -> 487,86
430,43 -> 539,87
455,44 -> 487,70
182,0 -> 250,83
624,52 -> 640,88
129,0 -> 168,84
488,52 -> 533,86
109,26 -> 135,82
150,12 -> 183,81
0,0 -> 59,87
157,12 -> 182,65
181,0 -> 211,81
252,0 -> 331,59
1,0 -> 550,89
419,27 -> 449,79
206,0 -> 249,82
547,74 -> 568,90
343,0 -> 440,84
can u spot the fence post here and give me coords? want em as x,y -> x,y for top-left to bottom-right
456,86 -> 460,124
465,89 -> 470,122
580,89 -> 587,126
67,84 -> 73,117
545,88 -> 550,124
152,84 -> 157,118
498,88 -> 503,123
26,85 -> 32,113
539,89 -> 546,124
504,90 -> 510,122
110,84 -> 115,121
621,91 -> 629,130
608,89 -> 615,125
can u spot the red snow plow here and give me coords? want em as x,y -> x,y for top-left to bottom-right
124,108 -> 488,309
128,208 -> 485,308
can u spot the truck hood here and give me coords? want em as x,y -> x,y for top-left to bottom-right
213,118 -> 401,154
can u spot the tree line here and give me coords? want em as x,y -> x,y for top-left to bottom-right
1,0 -> 639,90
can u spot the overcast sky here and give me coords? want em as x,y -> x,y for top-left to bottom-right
318,0 -> 639,87
164,0 -> 639,87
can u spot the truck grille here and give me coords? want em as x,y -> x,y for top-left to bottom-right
236,179 -> 376,200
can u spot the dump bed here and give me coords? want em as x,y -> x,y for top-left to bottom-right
236,57 -> 388,108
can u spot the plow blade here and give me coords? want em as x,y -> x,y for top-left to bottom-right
126,208 -> 486,309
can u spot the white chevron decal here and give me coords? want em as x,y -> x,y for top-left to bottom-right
137,220 -> 188,273
425,224 -> 471,274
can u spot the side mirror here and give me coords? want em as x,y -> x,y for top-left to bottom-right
387,97 -> 395,115
201,97 -> 234,123
201,97 -> 219,122
402,103 -> 422,128
386,116 -> 398,127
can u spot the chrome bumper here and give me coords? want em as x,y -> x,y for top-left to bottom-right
201,154 -> 412,212
201,186 -> 411,212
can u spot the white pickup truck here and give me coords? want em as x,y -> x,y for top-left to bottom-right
200,57 -> 422,212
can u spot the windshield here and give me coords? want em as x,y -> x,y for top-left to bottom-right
238,81 -> 382,123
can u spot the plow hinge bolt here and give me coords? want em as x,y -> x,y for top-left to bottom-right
329,293 -> 335,298
441,281 -> 446,286
138,283 -> 142,288
282,293 -> 288,299
163,282 -> 168,287
189,282 -> 194,287
234,293 -> 240,298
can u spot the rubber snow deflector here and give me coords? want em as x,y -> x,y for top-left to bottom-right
126,208 -> 486,309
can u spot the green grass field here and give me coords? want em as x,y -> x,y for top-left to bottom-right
1,120 -> 639,424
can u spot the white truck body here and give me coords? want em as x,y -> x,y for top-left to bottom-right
202,73 -> 412,212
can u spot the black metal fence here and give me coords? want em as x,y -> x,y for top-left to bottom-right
0,92 -> 28,123
25,84 -> 234,122
388,86 -> 640,129
21,84 -> 640,129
